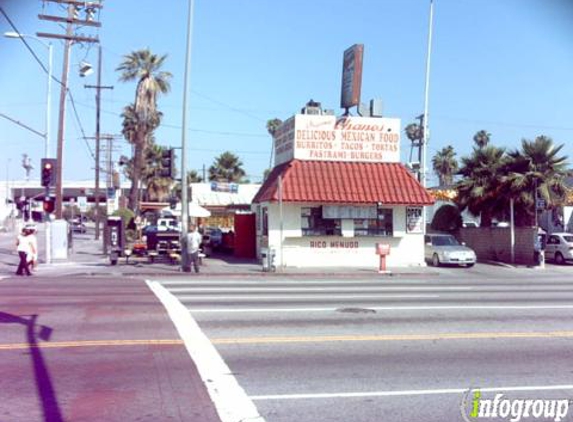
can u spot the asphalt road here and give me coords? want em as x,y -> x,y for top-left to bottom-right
156,269 -> 573,422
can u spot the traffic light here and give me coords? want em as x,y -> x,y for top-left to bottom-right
160,148 -> 176,178
43,196 -> 55,214
41,158 -> 57,187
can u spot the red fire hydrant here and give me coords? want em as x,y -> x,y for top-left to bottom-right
375,243 -> 391,273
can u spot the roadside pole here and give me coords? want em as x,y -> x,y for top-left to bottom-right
179,0 -> 195,272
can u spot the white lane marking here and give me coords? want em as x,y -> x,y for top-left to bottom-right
189,304 -> 573,313
176,294 -> 439,301
168,286 -> 473,293
250,384 -> 573,401
146,280 -> 265,422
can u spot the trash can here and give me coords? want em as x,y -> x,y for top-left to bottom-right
261,248 -> 276,272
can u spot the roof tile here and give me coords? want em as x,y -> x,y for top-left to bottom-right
253,160 -> 435,205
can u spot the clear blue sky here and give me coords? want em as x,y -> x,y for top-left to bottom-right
1,0 -> 572,186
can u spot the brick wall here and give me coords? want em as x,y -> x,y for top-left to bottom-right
458,227 -> 537,265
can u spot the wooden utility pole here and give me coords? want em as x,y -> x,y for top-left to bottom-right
85,44 -> 113,240
38,0 -> 102,219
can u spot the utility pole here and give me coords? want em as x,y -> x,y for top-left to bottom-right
85,44 -> 113,240
38,0 -> 102,220
421,0 -> 434,189
180,0 -> 196,272
84,134 -> 120,247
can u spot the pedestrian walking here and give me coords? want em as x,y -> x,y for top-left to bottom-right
15,228 -> 35,276
186,224 -> 203,273
27,225 -> 38,271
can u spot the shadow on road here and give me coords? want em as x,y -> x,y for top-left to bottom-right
0,312 -> 63,422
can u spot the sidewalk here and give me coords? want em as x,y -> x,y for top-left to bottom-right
0,275 -> 222,422
0,225 -> 438,278
1,225 -> 568,279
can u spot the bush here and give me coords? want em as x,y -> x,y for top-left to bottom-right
125,229 -> 136,243
112,208 -> 135,230
431,204 -> 462,233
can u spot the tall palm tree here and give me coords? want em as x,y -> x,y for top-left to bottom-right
473,130 -> 491,149
432,145 -> 458,186
208,151 -> 246,182
455,145 -> 507,227
116,49 -> 172,212
266,118 -> 283,169
502,136 -> 569,226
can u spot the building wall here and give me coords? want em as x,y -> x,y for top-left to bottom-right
458,227 -> 537,265
566,207 -> 573,232
257,201 -> 426,268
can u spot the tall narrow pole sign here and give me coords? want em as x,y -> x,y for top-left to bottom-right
340,44 -> 364,112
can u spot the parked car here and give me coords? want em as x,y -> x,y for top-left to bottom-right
544,233 -> 573,265
424,234 -> 476,267
71,220 -> 87,233
202,227 -> 223,248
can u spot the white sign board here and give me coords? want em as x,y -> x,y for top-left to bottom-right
406,207 -> 423,233
274,114 -> 401,166
78,196 -> 88,213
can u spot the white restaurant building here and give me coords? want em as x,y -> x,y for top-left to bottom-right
252,113 -> 434,268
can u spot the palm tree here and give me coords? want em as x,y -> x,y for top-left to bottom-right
266,118 -> 283,169
404,123 -> 423,145
142,143 -> 173,202
502,136 -> 569,226
173,171 -> 204,202
208,151 -> 246,182
432,145 -> 458,186
455,145 -> 507,227
116,49 -> 172,212
473,130 -> 491,149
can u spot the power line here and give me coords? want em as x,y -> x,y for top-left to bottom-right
433,114 -> 573,132
1,4 -> 93,157
0,6 -> 50,74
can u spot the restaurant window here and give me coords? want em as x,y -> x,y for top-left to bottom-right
354,208 -> 393,236
301,206 -> 341,236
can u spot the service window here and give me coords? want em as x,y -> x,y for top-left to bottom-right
301,206 -> 341,236
353,208 -> 393,236
378,208 -> 393,235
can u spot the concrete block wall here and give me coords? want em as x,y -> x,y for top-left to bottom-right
458,227 -> 536,265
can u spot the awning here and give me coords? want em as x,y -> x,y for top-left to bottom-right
253,160 -> 435,205
162,202 -> 211,218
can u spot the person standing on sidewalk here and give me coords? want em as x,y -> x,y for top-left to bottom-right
15,228 -> 34,276
186,224 -> 203,273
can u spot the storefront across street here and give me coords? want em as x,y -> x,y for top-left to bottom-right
253,113 -> 435,268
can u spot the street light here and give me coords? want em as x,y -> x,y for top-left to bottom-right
5,31 -> 53,264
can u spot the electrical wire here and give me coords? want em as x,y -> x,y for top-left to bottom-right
1,4 -> 95,160
0,6 -> 50,75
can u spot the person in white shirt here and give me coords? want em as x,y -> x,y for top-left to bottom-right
27,226 -> 38,271
16,228 -> 34,276
186,224 -> 203,273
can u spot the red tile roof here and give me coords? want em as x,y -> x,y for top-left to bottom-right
253,160 -> 435,205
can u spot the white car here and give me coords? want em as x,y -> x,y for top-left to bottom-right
424,234 -> 477,267
544,233 -> 573,265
